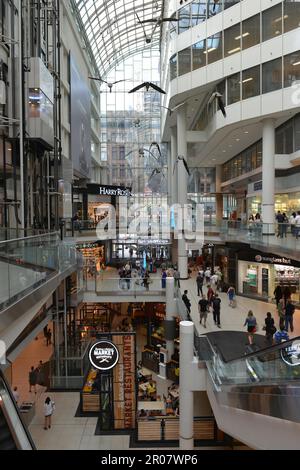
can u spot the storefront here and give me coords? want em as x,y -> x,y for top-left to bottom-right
248,191 -> 300,217
238,250 -> 300,304
76,241 -> 106,277
111,236 -> 171,264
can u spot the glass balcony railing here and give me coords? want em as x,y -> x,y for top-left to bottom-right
84,274 -> 165,297
0,233 -> 78,310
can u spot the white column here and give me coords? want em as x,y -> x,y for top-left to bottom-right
179,320 -> 194,450
262,119 -> 275,235
165,277 -> 177,358
177,106 -> 188,278
171,127 -> 178,206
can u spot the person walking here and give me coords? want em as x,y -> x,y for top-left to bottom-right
285,299 -> 295,333
29,366 -> 37,394
161,270 -> 167,289
182,290 -> 191,319
196,272 -> 204,297
295,211 -> 300,239
274,326 -> 289,344
274,284 -> 283,308
276,211 -> 285,238
12,387 -> 20,405
174,269 -> 181,289
204,267 -> 211,285
227,286 -> 236,307
277,298 -> 285,330
210,272 -> 219,293
282,213 -> 288,238
212,293 -> 221,328
207,285 -> 214,306
290,212 -> 297,237
143,271 -> 150,291
44,397 -> 55,430
198,295 -> 209,328
244,310 -> 257,345
264,312 -> 276,343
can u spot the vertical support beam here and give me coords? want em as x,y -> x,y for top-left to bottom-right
170,126 -> 177,206
64,279 -> 68,381
215,165 -> 223,225
165,277 -> 176,359
18,0 -> 25,229
179,320 -> 194,450
262,119 -> 275,235
177,106 -> 188,279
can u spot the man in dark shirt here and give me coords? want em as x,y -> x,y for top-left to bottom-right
182,290 -> 191,319
285,299 -> 295,332
198,295 -> 209,328
212,293 -> 222,327
196,272 -> 204,297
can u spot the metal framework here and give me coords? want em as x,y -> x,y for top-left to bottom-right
72,0 -> 164,76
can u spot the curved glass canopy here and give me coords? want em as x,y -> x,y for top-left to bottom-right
73,0 -> 164,76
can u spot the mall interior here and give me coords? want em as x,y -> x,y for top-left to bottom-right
1,0 -> 300,451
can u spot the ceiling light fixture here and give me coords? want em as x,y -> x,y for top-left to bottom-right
293,61 -> 300,66
235,32 -> 250,40
227,47 -> 241,54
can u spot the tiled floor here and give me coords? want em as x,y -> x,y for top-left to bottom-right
11,268 -> 299,450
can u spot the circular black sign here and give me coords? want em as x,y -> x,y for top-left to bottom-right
89,340 -> 119,371
281,340 -> 300,367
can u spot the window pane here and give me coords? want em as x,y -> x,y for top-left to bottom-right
242,66 -> 260,100
224,23 -> 241,56
192,41 -> 206,70
262,4 -> 283,41
178,5 -> 191,34
227,72 -> 241,104
191,1 -> 207,26
262,58 -> 282,93
284,0 -> 300,33
242,14 -> 260,50
170,54 -> 177,80
206,32 -> 223,64
284,51 -> 300,88
178,47 -> 191,76
224,0 -> 240,9
169,13 -> 178,39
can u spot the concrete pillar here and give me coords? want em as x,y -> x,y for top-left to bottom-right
215,165 -> 223,225
165,277 -> 177,358
171,127 -> 178,206
179,320 -> 194,450
177,106 -> 188,278
262,119 -> 275,235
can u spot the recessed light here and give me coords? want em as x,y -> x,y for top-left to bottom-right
222,150 -> 226,153
244,131 -> 249,134
236,138 -> 240,142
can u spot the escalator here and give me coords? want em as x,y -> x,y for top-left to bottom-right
198,335 -> 300,449
0,371 -> 35,450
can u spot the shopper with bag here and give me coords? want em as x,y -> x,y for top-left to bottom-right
244,310 -> 257,345
263,312 -> 276,343
44,396 -> 55,430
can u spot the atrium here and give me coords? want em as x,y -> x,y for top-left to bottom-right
0,0 -> 300,453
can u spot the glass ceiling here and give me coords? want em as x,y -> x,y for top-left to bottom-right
73,0 -> 164,76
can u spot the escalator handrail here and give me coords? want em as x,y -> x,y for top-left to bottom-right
0,369 -> 36,450
195,333 -> 300,364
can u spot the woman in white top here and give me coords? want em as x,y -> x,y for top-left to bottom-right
44,397 -> 55,430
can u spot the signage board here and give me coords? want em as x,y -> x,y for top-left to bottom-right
86,184 -> 132,197
89,340 -> 119,371
281,340 -> 300,367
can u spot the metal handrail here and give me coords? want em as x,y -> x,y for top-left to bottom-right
0,231 -> 59,246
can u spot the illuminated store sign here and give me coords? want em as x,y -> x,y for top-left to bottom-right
89,340 -> 119,371
255,255 -> 292,265
86,184 -> 132,197
281,340 -> 300,367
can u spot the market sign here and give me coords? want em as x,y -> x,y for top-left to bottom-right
281,340 -> 300,367
238,250 -> 300,267
89,340 -> 119,371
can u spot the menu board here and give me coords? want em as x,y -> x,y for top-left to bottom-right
112,334 -> 136,430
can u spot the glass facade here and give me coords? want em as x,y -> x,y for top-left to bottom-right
242,66 -> 261,100
171,2 -> 300,80
178,47 -> 192,76
192,41 -> 206,70
227,73 -> 241,105
284,50 -> 300,87
262,58 -> 283,94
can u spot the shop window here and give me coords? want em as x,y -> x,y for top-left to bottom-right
170,54 -> 177,80
262,57 -> 283,94
224,0 -> 240,9
262,4 -> 283,42
294,114 -> 300,150
192,40 -> 206,70
178,5 -> 191,34
208,0 -> 223,17
206,32 -> 223,64
256,141 -> 262,167
227,72 -> 241,105
242,14 -> 260,50
224,23 -> 241,57
242,65 -> 260,100
178,47 -> 192,76
191,1 -> 207,26
284,0 -> 300,33
284,51 -> 300,88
